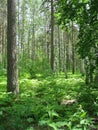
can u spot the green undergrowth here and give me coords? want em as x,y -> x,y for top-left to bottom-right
0,74 -> 98,130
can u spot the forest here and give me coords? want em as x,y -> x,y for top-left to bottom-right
0,0 -> 98,129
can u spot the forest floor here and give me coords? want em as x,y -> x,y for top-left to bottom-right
0,73 -> 98,130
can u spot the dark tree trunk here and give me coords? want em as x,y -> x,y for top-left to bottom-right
50,0 -> 54,71
7,0 -> 19,93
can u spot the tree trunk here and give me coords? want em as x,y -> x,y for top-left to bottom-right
32,23 -> 36,61
58,26 -> 61,72
72,22 -> 75,74
66,32 -> 70,72
7,0 -> 19,93
63,31 -> 68,78
50,0 -> 54,71
0,23 -> 2,63
80,59 -> 85,76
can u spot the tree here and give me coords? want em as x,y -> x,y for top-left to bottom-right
50,0 -> 54,71
71,22 -> 75,74
56,0 -> 98,85
0,0 -> 7,68
7,0 -> 19,93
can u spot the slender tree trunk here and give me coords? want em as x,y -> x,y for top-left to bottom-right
58,26 -> 61,72
2,25 -> 7,69
66,32 -> 70,72
17,0 -> 20,56
63,31 -> 68,78
50,0 -> 54,71
31,6 -> 36,61
72,22 -> 75,74
0,23 -> 2,63
20,0 -> 25,59
47,40 -> 50,61
27,26 -> 31,59
32,23 -> 36,60
7,0 -> 19,93
80,59 -> 85,76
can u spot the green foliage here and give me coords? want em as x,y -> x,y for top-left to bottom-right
18,58 -> 52,78
0,66 -> 6,76
56,0 -> 98,86
39,105 -> 94,130
0,74 -> 97,130
78,87 -> 98,116
0,76 -> 6,92
28,59 -> 52,78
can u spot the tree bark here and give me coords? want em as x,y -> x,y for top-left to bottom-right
7,0 -> 19,93
58,26 -> 61,72
50,0 -> 54,71
72,22 -> 75,74
80,59 -> 85,76
0,23 -> 2,63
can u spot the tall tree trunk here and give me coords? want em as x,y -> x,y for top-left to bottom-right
32,23 -> 36,60
63,31 -> 68,78
72,22 -> 75,74
27,25 -> 31,59
2,25 -> 7,69
58,26 -> 61,72
0,23 -> 2,63
7,0 -> 19,93
66,32 -> 70,72
17,0 -> 20,56
20,0 -> 25,59
50,0 -> 54,71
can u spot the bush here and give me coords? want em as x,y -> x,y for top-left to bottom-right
28,59 -> 52,78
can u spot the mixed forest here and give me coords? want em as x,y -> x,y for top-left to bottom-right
0,0 -> 98,129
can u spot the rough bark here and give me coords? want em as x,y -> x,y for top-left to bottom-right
7,0 -> 19,93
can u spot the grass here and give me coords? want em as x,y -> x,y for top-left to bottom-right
0,73 -> 98,130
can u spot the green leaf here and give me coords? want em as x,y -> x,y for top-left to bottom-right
48,122 -> 58,130
39,120 -> 49,126
83,0 -> 89,3
48,110 -> 59,118
27,118 -> 34,123
56,121 -> 67,127
80,111 -> 87,118
0,111 -> 3,116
